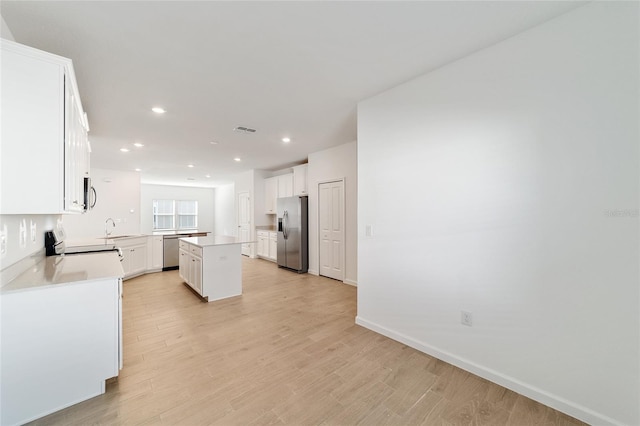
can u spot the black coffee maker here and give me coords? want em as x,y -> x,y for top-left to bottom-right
44,228 -> 66,256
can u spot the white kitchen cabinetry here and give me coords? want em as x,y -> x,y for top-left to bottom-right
178,237 -> 242,302
0,253 -> 122,426
257,231 -> 269,258
293,164 -> 308,196
265,177 -> 278,214
179,247 -> 189,282
179,240 -> 202,294
189,252 -> 203,294
278,173 -> 293,199
265,173 -> 293,214
117,237 -> 148,279
147,235 -> 163,272
269,232 -> 278,261
0,39 -> 90,214
257,230 -> 278,262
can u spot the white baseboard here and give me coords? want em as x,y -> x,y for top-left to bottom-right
343,279 -> 357,286
354,316 -> 617,426
308,269 -> 319,276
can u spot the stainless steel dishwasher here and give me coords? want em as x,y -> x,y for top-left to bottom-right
162,235 -> 180,270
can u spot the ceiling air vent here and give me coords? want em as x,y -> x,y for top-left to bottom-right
234,126 -> 257,133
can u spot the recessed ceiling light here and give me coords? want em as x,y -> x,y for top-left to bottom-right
187,164 -> 194,168
120,148 -> 129,152
234,157 -> 241,162
282,137 -> 291,143
134,168 -> 141,172
151,107 -> 166,114
134,143 -> 144,148
205,174 -> 211,178
210,141 -> 218,145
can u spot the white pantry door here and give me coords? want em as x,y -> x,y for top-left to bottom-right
319,180 -> 344,281
238,191 -> 251,256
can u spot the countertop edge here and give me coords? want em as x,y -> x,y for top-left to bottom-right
1,252 -> 125,294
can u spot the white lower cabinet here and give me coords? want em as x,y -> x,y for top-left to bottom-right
179,248 -> 189,282
257,231 -> 268,258
117,237 -> 148,279
179,241 -> 203,294
1,275 -> 121,425
269,232 -> 278,261
257,230 -> 278,262
189,255 -> 203,294
147,235 -> 163,272
178,238 -> 242,302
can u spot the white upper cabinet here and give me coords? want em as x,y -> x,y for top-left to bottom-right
292,164 -> 308,196
1,40 -> 90,214
265,177 -> 278,214
277,173 -> 293,199
264,173 -> 293,214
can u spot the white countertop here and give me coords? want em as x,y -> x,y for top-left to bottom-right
152,230 -> 210,236
180,235 -> 254,247
1,252 -> 124,294
255,226 -> 277,232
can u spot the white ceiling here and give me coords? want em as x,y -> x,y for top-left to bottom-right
1,1 -> 583,187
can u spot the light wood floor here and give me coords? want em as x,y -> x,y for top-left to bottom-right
30,257 -> 586,425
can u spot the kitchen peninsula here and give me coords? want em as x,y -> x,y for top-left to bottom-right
178,235 -> 249,302
1,252 -> 124,426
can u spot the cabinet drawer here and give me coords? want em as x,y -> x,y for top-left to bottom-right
269,232 -> 277,241
179,241 -> 188,250
257,231 -> 268,237
190,245 -> 203,257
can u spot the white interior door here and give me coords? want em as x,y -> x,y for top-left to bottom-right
319,180 -> 344,281
238,191 -> 251,256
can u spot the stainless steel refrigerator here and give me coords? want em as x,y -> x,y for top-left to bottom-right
277,196 -> 308,273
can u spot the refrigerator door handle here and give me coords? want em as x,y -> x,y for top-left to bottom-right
283,210 -> 289,239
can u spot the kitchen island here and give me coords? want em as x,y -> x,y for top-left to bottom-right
178,235 -> 249,302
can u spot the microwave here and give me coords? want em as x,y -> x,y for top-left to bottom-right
83,177 -> 97,212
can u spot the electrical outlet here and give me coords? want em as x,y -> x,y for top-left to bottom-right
0,225 -> 7,255
461,311 -> 473,327
30,220 -> 37,243
19,219 -> 27,248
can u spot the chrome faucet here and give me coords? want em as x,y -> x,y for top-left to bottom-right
105,218 -> 116,239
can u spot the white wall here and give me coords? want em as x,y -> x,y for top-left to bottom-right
214,183 -> 235,236
0,215 -> 60,274
1,14 -> 15,41
140,184 -> 214,234
357,3 -> 638,425
63,169 -> 141,239
308,141 -> 357,284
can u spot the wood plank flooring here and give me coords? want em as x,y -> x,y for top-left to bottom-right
29,258 -> 586,425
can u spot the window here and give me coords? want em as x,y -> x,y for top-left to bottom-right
177,200 -> 198,229
153,200 -> 198,230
